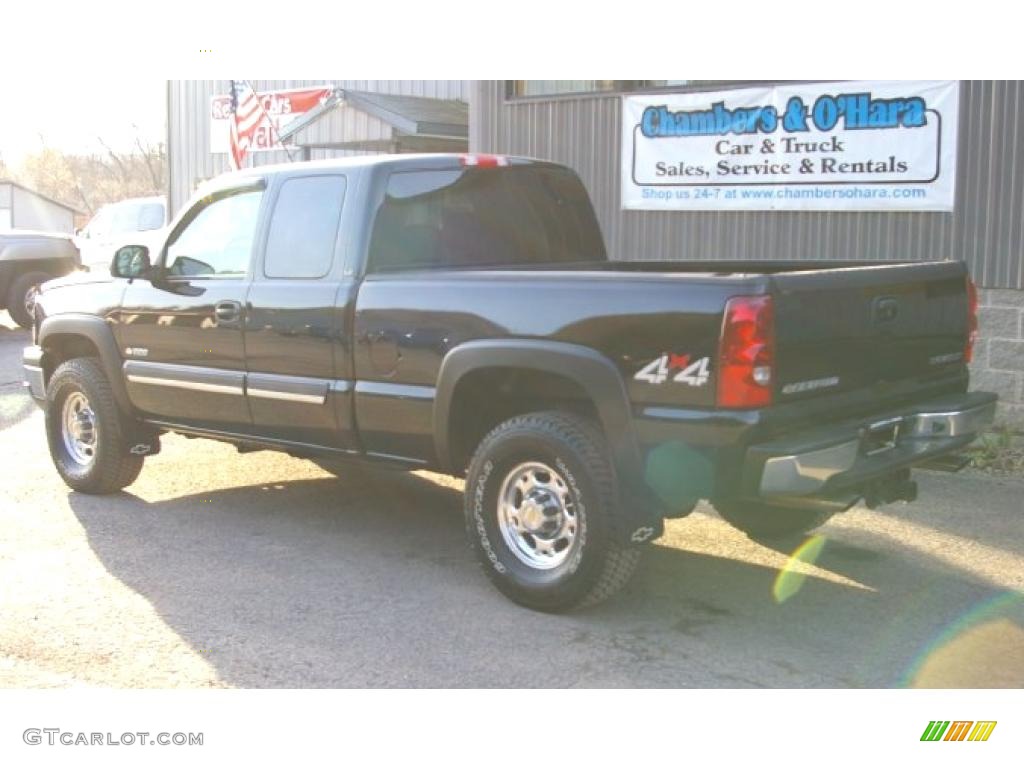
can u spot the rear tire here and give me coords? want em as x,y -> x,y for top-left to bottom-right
713,499 -> 834,540
6,270 -> 51,329
464,411 -> 640,612
45,357 -> 145,494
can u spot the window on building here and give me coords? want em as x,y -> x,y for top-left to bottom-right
508,80 -> 737,98
368,166 -> 606,273
264,175 -> 347,279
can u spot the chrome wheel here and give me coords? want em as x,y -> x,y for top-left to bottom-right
497,461 -> 580,569
24,283 -> 40,318
61,391 -> 98,466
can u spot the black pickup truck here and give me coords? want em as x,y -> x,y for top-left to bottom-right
23,154 -> 996,610
0,230 -> 80,328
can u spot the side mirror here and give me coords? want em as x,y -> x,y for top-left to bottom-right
112,245 -> 152,279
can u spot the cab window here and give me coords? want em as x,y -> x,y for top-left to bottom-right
264,175 -> 346,279
164,190 -> 263,278
367,166 -> 606,272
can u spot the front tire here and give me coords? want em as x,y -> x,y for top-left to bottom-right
464,411 -> 640,612
45,358 -> 145,494
713,499 -> 834,540
6,270 -> 51,329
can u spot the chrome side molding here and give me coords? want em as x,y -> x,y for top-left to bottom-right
125,374 -> 244,396
247,387 -> 325,405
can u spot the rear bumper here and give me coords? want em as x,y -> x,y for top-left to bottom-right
22,345 -> 46,405
742,391 -> 996,499
632,388 -> 996,510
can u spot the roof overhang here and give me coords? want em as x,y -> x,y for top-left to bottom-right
278,89 -> 468,152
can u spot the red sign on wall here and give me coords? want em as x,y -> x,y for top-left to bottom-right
209,86 -> 333,154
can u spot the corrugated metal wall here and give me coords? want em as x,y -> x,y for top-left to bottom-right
471,80 -> 1024,290
167,80 -> 469,216
2,183 -> 75,233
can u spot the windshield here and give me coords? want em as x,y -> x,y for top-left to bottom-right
83,199 -> 165,238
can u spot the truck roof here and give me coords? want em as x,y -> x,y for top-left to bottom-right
202,153 -> 550,194
99,195 -> 166,208
0,229 -> 75,242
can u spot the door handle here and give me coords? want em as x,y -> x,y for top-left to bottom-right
214,300 -> 242,324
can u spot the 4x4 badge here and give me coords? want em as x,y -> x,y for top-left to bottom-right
634,354 -> 710,387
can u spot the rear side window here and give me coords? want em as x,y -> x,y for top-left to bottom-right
367,166 -> 606,272
264,175 -> 347,279
138,202 -> 165,231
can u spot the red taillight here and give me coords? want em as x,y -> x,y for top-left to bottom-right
460,154 -> 508,168
965,277 -> 979,364
717,295 -> 775,409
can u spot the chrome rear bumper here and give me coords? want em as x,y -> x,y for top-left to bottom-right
749,391 -> 997,498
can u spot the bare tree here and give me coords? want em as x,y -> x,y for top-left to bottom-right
97,137 -> 130,186
133,123 -> 164,191
14,129 -> 166,219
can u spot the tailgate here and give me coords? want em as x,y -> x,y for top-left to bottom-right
770,261 -> 969,404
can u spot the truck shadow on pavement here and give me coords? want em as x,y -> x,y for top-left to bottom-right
0,387 -> 36,432
65,468 -> 1024,688
0,321 -> 35,431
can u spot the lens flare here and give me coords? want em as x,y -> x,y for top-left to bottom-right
899,591 -> 1024,688
772,534 -> 828,603
644,441 -> 713,514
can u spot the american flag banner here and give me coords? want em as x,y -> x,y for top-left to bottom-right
228,80 -> 266,170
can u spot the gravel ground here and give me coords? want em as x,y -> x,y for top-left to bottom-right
1,315 -> 1023,688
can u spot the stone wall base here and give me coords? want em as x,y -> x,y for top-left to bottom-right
972,289 -> 1024,430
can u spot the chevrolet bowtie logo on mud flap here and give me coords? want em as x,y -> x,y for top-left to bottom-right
630,526 -> 656,543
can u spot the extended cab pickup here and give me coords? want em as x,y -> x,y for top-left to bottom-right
23,154 -> 996,610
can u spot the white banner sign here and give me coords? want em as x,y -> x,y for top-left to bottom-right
622,80 -> 958,211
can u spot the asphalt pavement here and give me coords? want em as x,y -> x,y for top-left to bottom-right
1,313 -> 1022,688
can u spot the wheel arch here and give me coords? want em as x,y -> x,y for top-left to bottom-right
38,314 -> 133,413
433,339 -> 643,485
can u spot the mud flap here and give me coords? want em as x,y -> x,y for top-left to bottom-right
125,425 -> 162,457
614,480 -> 666,546
624,520 -> 664,545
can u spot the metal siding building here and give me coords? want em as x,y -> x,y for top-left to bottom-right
0,181 -> 78,233
167,80 -> 470,216
470,80 -> 1024,291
